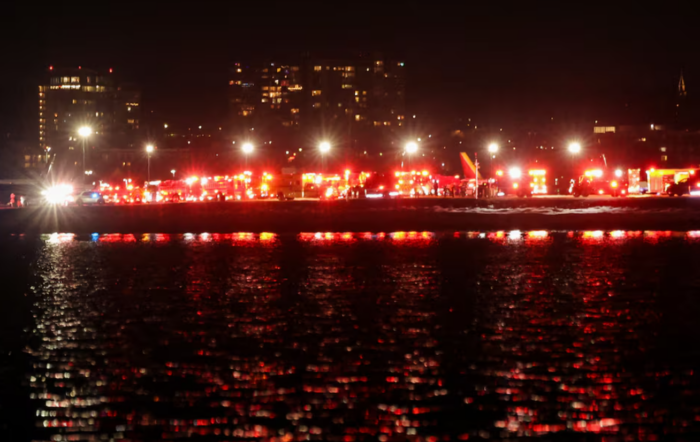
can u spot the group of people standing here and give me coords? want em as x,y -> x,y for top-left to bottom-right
7,193 -> 24,208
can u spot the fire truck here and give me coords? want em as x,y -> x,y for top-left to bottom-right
570,168 -> 628,197
645,168 -> 698,195
201,175 -> 249,201
394,171 -> 434,196
100,181 -> 144,204
495,167 -> 541,197
256,173 -> 341,200
342,170 -> 371,198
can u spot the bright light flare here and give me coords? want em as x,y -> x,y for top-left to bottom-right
146,144 -> 154,153
488,143 -> 498,153
568,142 -> 581,154
508,167 -> 522,179
78,126 -> 92,137
319,141 -> 331,153
242,143 -> 254,154
615,169 -> 623,177
405,142 -> 418,154
42,184 -> 74,205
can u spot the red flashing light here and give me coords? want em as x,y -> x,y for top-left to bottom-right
49,65 -> 53,71
598,189 -> 604,194
496,170 -> 504,176
611,181 -> 618,188
109,68 -> 113,73
513,183 -> 519,189
78,66 -> 81,70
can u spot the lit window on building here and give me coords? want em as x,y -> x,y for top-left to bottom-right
341,84 -> 353,89
355,114 -> 362,121
312,90 -> 322,96
593,126 -> 615,134
288,85 -> 303,91
661,155 -> 668,162
314,66 -> 322,71
127,119 -> 135,124
660,147 -> 667,152
70,77 -> 80,83
291,108 -> 300,114
312,103 -> 321,109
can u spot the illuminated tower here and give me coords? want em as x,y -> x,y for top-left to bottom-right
678,70 -> 687,98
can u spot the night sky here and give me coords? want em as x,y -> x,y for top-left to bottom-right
3,1 -> 700,136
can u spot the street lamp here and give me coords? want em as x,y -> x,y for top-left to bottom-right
488,143 -> 498,176
171,169 -> 176,179
78,126 -> 92,179
568,142 -> 581,180
404,141 -> 419,170
242,142 -> 254,167
319,141 -> 331,171
146,144 -> 154,182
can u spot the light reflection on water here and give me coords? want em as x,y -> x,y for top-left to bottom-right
4,231 -> 700,440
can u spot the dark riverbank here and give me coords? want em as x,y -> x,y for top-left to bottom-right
3,197 -> 700,233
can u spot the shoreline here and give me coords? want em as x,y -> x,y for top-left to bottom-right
2,198 -> 700,234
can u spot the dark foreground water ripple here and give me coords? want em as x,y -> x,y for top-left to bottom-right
2,231 -> 700,441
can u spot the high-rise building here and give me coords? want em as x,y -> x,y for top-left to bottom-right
227,54 -> 406,155
39,67 -> 141,175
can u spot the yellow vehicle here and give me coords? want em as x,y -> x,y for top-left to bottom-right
255,173 -> 339,200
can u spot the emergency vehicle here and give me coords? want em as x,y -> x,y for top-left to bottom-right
570,169 -> 628,197
394,171 -> 434,196
495,167 -> 536,197
645,168 -> 698,195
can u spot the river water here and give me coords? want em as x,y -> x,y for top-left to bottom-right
1,231 -> 700,441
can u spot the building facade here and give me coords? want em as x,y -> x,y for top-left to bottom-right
39,67 -> 141,177
227,54 -> 407,162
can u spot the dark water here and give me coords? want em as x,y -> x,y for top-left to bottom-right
2,231 -> 700,441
